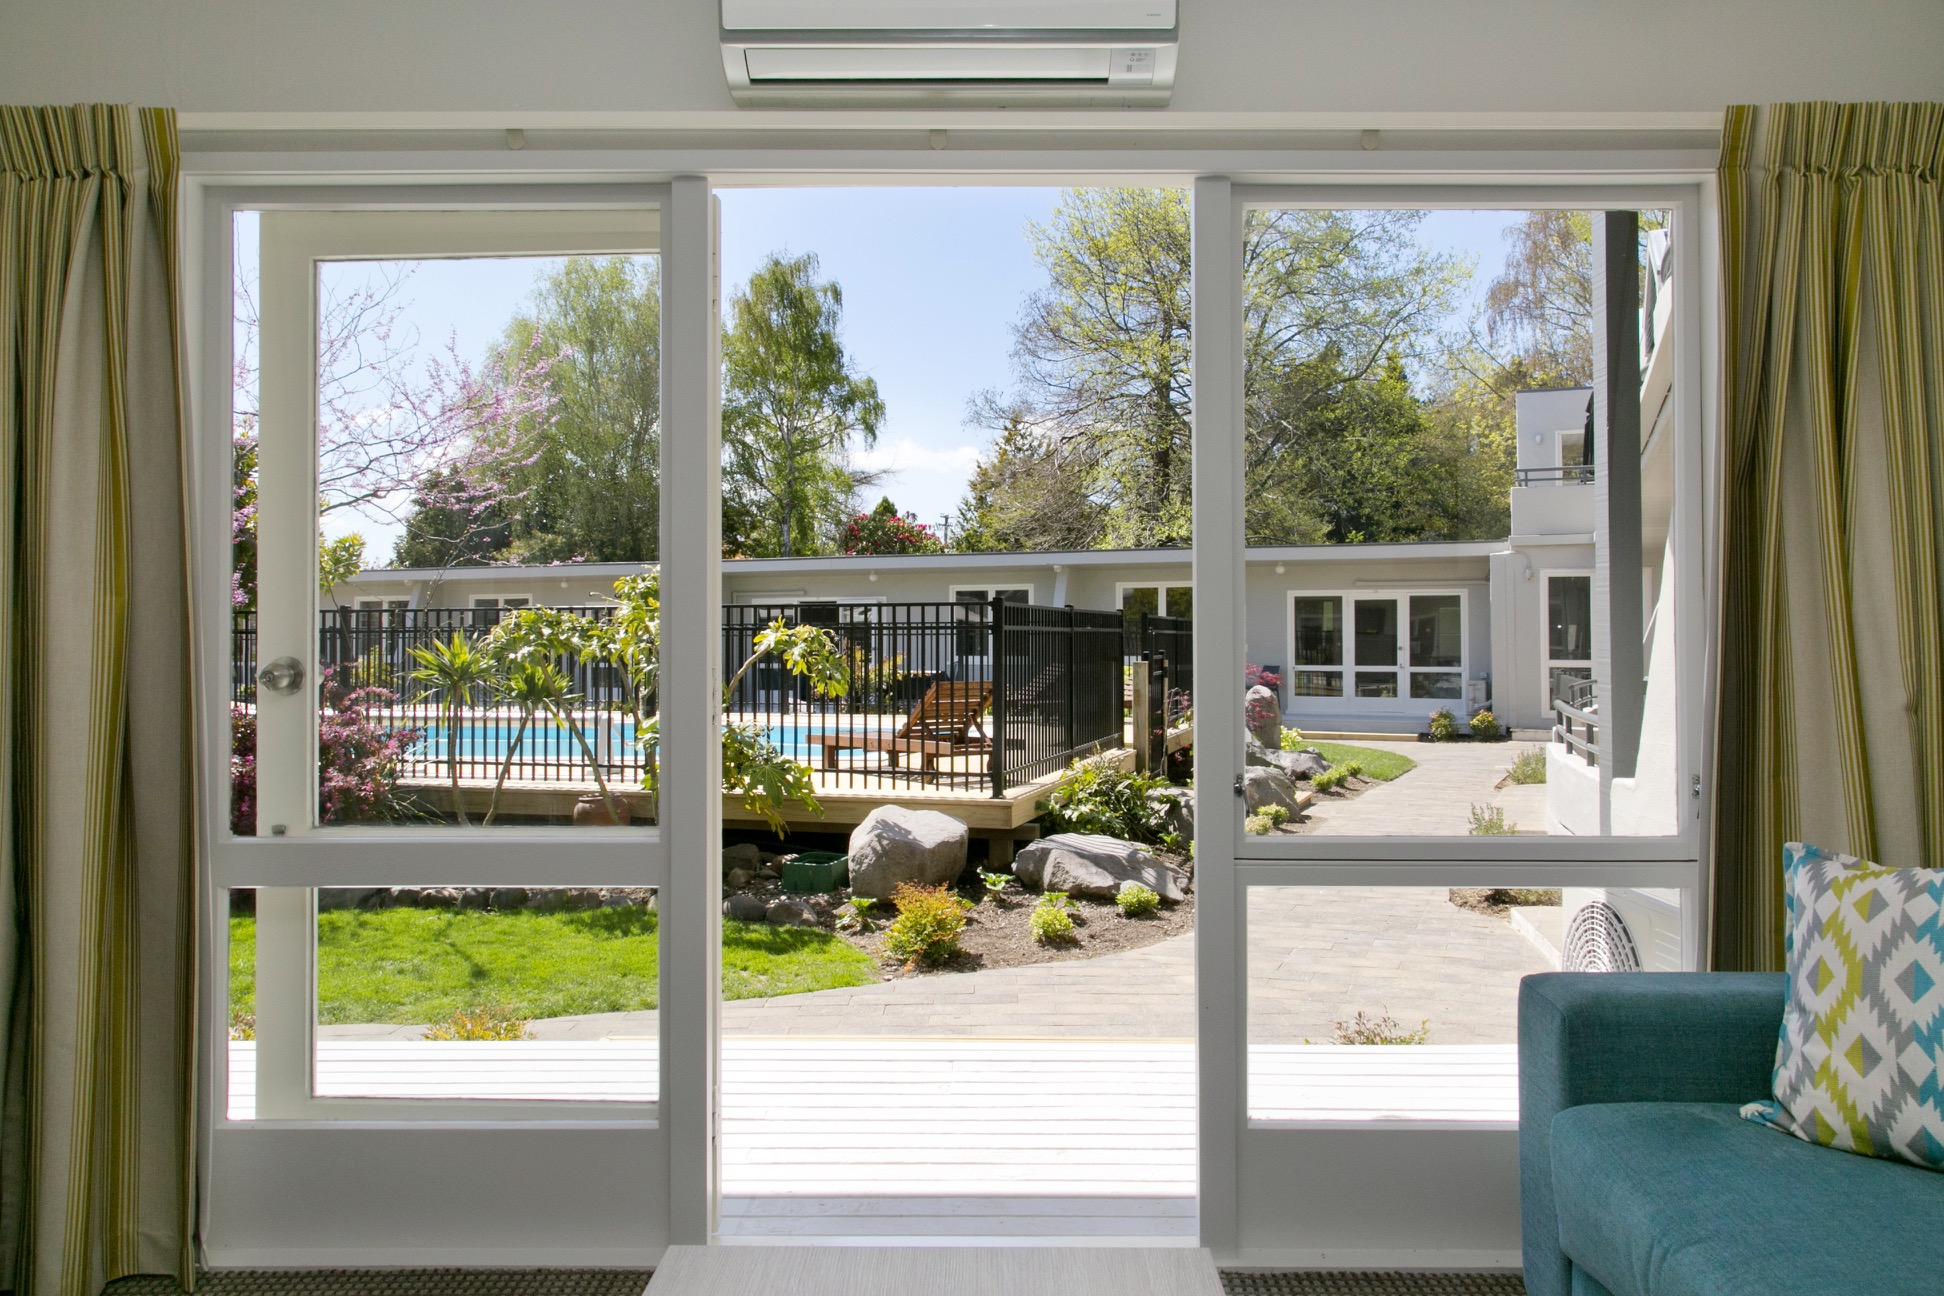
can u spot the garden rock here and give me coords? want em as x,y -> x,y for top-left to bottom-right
490,887 -> 529,910
724,894 -> 768,922
319,888 -> 385,912
721,843 -> 765,876
725,867 -> 756,890
847,806 -> 969,900
1013,833 -> 1189,903
1147,787 -> 1196,844
1244,685 -> 1283,749
1277,748 -> 1329,780
1245,735 -> 1283,768
1243,767 -> 1303,815
765,899 -> 819,928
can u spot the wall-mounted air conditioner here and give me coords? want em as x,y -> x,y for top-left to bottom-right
722,1 -> 1179,107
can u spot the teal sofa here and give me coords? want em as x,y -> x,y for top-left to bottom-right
1518,972 -> 1944,1296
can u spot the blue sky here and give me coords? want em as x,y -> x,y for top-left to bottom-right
244,195 -> 1520,558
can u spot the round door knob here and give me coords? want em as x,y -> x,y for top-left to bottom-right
257,656 -> 305,696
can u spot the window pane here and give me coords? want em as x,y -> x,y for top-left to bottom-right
310,885 -> 659,1104
1548,576 -> 1592,661
226,888 -> 257,1120
1163,586 -> 1193,619
1549,664 -> 1593,706
1353,599 -> 1397,667
1408,595 -> 1462,669
1410,672 -> 1463,699
1290,670 -> 1343,698
1292,597 -> 1343,667
1354,671 -> 1398,699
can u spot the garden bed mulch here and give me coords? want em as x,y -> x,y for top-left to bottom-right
1260,773 -> 1377,834
726,860 -> 1195,978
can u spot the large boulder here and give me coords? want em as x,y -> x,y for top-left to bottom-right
1147,786 -> 1196,844
721,842 -> 765,877
1244,684 -> 1283,750
1278,748 -> 1330,780
847,806 -> 970,900
1014,833 -> 1189,903
1243,767 -> 1303,815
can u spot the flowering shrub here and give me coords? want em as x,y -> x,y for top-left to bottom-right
1427,708 -> 1459,742
842,498 -> 944,555
1245,663 -> 1282,693
1467,709 -> 1503,741
230,668 -> 420,836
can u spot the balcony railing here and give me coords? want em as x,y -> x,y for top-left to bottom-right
1551,677 -> 1601,767
1515,464 -> 1596,487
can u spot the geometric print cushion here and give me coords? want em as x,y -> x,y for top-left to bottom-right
1740,841 -> 1944,1171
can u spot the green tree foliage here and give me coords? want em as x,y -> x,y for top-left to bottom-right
495,256 -> 663,563
722,252 -> 886,557
952,410 -> 1107,553
391,465 -> 514,569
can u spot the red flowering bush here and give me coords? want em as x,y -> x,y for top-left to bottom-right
842,498 -> 944,555
230,669 -> 421,835
1245,663 -> 1282,692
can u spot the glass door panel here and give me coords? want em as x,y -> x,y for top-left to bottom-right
1408,594 -> 1464,699
1291,596 -> 1344,697
1352,598 -> 1400,697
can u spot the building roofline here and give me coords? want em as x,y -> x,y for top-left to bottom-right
344,538 -> 1507,587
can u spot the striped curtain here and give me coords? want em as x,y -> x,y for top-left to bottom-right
0,107 -> 196,1294
1714,103 -> 1944,970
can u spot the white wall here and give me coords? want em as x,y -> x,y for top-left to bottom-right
2,1 -> 1940,119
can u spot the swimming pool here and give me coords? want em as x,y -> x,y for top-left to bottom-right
408,720 -> 842,764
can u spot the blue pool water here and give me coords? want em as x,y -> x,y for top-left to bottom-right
411,721 -> 826,764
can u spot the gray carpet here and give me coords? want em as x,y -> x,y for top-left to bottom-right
102,1268 -> 1524,1296
1221,1275 -> 1525,1296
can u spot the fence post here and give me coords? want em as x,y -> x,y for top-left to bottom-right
988,596 -> 1008,799
1131,656 -> 1152,774
1064,603 -> 1077,764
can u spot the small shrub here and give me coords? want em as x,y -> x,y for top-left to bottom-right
836,897 -> 877,933
1468,803 -> 1517,836
978,870 -> 1011,896
1506,747 -> 1547,784
1039,758 -> 1181,848
1427,708 -> 1458,742
883,882 -> 967,965
1332,1010 -> 1430,1046
1117,882 -> 1161,917
1468,709 -> 1503,741
1278,726 -> 1306,750
1030,892 -> 1077,942
424,1004 -> 531,1041
1311,762 -> 1358,792
1260,803 -> 1290,827
1245,663 -> 1283,693
1243,812 -> 1276,835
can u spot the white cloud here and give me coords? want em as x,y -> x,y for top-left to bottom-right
852,437 -> 982,476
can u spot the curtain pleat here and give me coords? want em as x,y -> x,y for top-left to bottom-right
1714,102 -> 1944,970
0,104 -> 195,1296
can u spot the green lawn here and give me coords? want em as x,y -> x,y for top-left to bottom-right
1306,741 -> 1418,782
229,906 -> 878,1026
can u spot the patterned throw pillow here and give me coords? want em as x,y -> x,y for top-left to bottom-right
1741,842 -> 1944,1170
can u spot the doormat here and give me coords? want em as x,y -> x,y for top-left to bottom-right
1220,1274 -> 1525,1296
106,1272 -> 653,1296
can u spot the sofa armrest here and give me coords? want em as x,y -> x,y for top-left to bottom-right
1516,972 -> 1785,1296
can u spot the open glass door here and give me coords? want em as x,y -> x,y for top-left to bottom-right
203,192 -> 709,1266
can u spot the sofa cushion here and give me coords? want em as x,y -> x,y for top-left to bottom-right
1551,1101 -> 1944,1296
1742,841 -> 1944,1170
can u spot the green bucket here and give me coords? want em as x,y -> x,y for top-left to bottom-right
781,850 -> 849,894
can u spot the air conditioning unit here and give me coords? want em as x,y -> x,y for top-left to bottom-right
721,1 -> 1179,107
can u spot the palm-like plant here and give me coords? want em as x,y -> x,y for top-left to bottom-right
408,631 -> 497,826
484,608 -> 624,822
482,658 -> 575,825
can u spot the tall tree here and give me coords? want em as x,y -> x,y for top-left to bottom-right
953,406 -> 1108,553
1481,210 -> 1595,386
721,252 -> 886,557
491,256 -> 664,563
391,465 -> 515,569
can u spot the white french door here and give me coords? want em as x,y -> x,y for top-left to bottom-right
200,185 -> 722,1265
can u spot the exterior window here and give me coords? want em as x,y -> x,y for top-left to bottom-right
1546,574 -> 1594,707
952,587 -> 1029,658
1352,599 -> 1399,697
1407,594 -> 1464,699
1290,597 -> 1344,697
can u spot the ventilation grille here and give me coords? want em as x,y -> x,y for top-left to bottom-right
1563,901 -> 1641,972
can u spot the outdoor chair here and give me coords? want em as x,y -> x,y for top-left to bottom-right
807,680 -> 992,775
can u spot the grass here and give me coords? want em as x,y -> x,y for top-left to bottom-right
1305,742 -> 1417,782
229,906 -> 877,1026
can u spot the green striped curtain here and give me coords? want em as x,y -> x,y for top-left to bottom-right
0,106 -> 196,1295
1715,103 -> 1944,970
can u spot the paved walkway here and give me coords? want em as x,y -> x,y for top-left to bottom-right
1302,739 -> 1537,836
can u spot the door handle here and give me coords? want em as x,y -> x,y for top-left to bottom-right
258,656 -> 305,696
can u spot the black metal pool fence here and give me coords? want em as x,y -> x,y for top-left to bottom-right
234,598 -> 1134,796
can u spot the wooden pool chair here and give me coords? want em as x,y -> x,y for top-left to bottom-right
807,680 -> 993,774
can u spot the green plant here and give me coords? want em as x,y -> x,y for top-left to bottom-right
228,1010 -> 255,1041
407,630 -> 499,826
883,882 -> 968,966
1332,1010 -> 1430,1046
422,1004 -> 532,1041
1427,708 -> 1458,742
1311,762 -> 1362,793
1038,757 -> 1181,848
1116,882 -> 1161,917
1259,804 -> 1290,827
1305,741 -> 1417,781
1030,892 -> 1077,942
1467,709 -> 1504,741
978,870 -> 1011,896
1505,747 -> 1547,784
1468,803 -> 1517,836
1243,812 -> 1276,834
1278,726 -> 1306,750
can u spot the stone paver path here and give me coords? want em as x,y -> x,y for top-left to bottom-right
1303,739 -> 1529,836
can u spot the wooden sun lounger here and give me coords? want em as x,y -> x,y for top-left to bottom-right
807,680 -> 993,773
